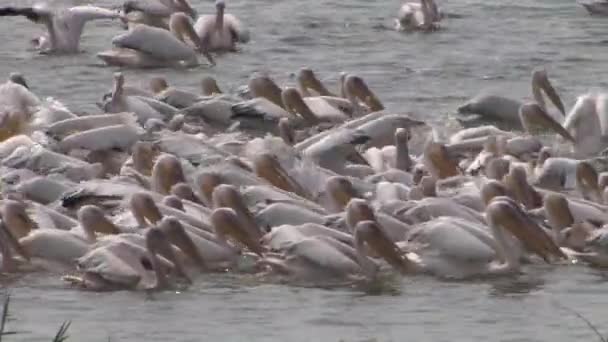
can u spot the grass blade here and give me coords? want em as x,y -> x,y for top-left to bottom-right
52,320 -> 71,342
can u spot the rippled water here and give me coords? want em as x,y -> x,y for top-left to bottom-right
1,0 -> 608,341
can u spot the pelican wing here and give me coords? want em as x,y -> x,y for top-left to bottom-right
112,25 -> 196,61
0,7 -> 46,22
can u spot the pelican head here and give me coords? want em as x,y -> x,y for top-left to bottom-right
423,141 -> 460,179
281,87 -> 319,125
531,68 -> 566,116
253,153 -> 310,199
344,75 -> 384,112
543,193 -> 574,238
297,67 -> 332,97
563,221 -> 595,251
345,198 -> 376,233
113,72 -> 125,96
485,158 -> 510,180
1,200 -> 36,239
157,216 -> 207,271
486,196 -> 566,262
168,12 -> 208,56
536,147 -> 552,167
326,176 -> 359,210
338,72 -> 348,98
354,220 -> 409,275
519,103 -> 574,142
394,128 -> 412,172
170,182 -> 201,204
212,184 -> 263,240
174,0 -> 198,19
503,166 -> 542,210
151,154 -> 186,195
130,192 -> 163,227
0,220 -> 30,262
211,207 -> 264,256
420,176 -> 437,197
197,172 -> 224,206
131,141 -> 160,176
598,172 -> 608,192
201,76 -> 222,96
77,205 -> 121,239
412,165 -> 426,184
248,74 -> 284,108
162,195 -> 185,211
278,118 -> 295,146
480,180 -> 511,206
168,114 -> 185,131
149,77 -> 169,94
8,73 -> 29,89
144,227 -> 190,289
576,161 -> 601,203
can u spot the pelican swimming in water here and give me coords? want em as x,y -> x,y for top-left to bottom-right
193,0 -> 250,52
400,196 -> 565,279
0,5 -> 125,53
395,0 -> 442,32
98,12 -> 214,68
458,69 -> 567,130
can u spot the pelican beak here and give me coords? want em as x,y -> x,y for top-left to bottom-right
423,142 -> 461,179
248,75 -> 284,109
201,76 -> 222,96
480,180 -> 510,206
355,221 -> 409,274
532,69 -> 566,116
487,197 -> 566,262
576,161 -> 601,202
253,154 -> 310,199
211,184 -> 263,241
211,208 -> 265,256
346,150 -> 371,166
326,176 -> 359,210
348,76 -> 384,112
130,193 -> 163,226
197,172 -> 224,207
345,198 -> 376,232
278,118 -> 295,146
145,227 -> 191,285
0,220 -> 29,261
159,217 -> 207,272
543,194 -> 574,239
519,103 -> 574,142
503,166 -> 542,210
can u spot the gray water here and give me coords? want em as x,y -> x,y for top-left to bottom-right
0,0 -> 608,341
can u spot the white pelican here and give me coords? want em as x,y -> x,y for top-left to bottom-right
400,197 -> 565,279
457,69 -> 566,130
395,0 -> 441,32
0,5 -> 124,53
562,92 -> 608,158
101,73 -> 165,124
257,220 -> 406,282
0,205 -> 122,271
67,227 -> 193,291
98,12 -> 214,68
193,0 -> 250,52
